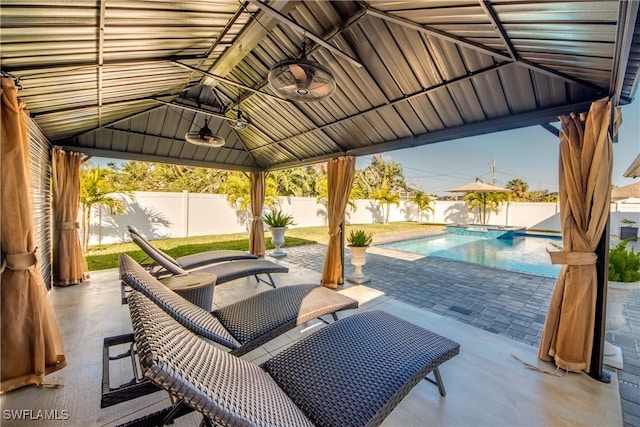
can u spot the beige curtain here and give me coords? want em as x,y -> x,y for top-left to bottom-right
321,156 -> 356,289
1,77 -> 66,392
539,98 -> 621,373
249,171 -> 266,257
52,148 -> 87,286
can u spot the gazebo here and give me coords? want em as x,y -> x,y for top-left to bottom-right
1,0 -> 639,396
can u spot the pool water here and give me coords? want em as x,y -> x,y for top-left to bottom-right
380,233 -> 562,277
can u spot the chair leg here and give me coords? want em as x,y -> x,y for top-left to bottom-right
255,273 -> 277,288
423,367 -> 447,396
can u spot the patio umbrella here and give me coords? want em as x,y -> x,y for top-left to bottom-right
447,179 -> 511,224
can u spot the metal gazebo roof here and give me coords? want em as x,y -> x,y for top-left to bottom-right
1,1 -> 639,171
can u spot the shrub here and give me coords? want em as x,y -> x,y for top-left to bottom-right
609,239 -> 640,283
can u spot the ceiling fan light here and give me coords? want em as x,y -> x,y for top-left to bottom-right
268,58 -> 336,102
232,109 -> 249,130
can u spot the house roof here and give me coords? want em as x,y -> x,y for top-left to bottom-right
624,154 -> 640,178
612,181 -> 640,200
2,1 -> 639,171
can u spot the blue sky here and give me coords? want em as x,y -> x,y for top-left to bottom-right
359,101 -> 639,195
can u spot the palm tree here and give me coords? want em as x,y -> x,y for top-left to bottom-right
463,191 -> 510,224
371,179 -> 400,224
506,178 -> 529,201
80,167 -> 128,250
410,190 -> 435,223
221,172 -> 278,229
268,168 -> 313,196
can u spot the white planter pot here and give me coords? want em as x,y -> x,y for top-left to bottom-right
347,246 -> 370,284
269,227 -> 287,258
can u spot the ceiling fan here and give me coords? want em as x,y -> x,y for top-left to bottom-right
268,39 -> 336,102
184,119 -> 225,147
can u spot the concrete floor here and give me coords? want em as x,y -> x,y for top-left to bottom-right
0,257 -> 623,427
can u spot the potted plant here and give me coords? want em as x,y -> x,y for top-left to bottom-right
346,229 -> 373,284
619,218 -> 638,241
263,209 -> 295,258
605,238 -> 640,365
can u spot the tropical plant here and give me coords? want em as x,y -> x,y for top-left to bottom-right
621,218 -> 637,226
354,155 -> 407,199
410,190 -> 435,223
608,239 -> 640,283
347,229 -> 373,247
463,191 -> 510,225
263,210 -> 295,228
221,172 -> 278,213
106,160 -> 231,193
371,179 -> 401,224
506,178 -> 529,201
80,167 -> 129,251
269,167 -> 315,197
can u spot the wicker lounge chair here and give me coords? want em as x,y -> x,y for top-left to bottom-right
102,254 -> 359,409
127,225 -> 257,270
130,232 -> 287,288
123,287 -> 460,427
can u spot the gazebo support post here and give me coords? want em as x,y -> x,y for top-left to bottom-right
589,199 -> 612,383
340,220 -> 345,284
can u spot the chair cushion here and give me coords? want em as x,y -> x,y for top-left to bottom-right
200,259 -> 288,284
262,310 -> 460,427
214,284 -> 358,355
176,250 -> 258,269
120,254 -> 239,349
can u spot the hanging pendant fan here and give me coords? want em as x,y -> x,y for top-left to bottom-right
185,119 -> 225,147
268,39 -> 336,102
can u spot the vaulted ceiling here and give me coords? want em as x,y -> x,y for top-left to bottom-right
2,1 -> 639,171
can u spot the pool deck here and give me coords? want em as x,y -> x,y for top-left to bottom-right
0,231 -> 636,426
281,236 -> 640,427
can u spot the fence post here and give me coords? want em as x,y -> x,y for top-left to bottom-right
182,190 -> 189,238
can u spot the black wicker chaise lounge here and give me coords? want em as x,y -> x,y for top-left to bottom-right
129,232 -> 288,288
127,225 -> 258,269
101,254 -> 359,409
122,286 -> 460,427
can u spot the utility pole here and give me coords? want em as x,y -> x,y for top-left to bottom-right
489,158 -> 496,184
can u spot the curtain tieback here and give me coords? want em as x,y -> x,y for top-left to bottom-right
1,250 -> 38,271
60,221 -> 79,230
252,216 -> 262,220
547,250 -> 596,266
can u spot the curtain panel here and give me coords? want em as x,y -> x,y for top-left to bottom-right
52,148 -> 87,286
321,156 -> 356,289
249,171 -> 266,257
1,77 -> 66,392
539,98 -> 621,372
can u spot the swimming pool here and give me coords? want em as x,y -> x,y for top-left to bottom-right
380,233 -> 562,277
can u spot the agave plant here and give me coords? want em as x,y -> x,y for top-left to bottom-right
263,209 -> 295,228
347,229 -> 373,247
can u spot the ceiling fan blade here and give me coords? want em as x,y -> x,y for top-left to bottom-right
309,81 -> 334,97
278,84 -> 299,92
289,64 -> 307,83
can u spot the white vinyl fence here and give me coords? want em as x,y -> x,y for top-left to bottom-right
86,191 -> 640,245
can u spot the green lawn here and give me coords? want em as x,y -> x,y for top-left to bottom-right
86,222 -> 440,271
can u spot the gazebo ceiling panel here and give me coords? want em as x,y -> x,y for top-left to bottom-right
1,1 -> 638,171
